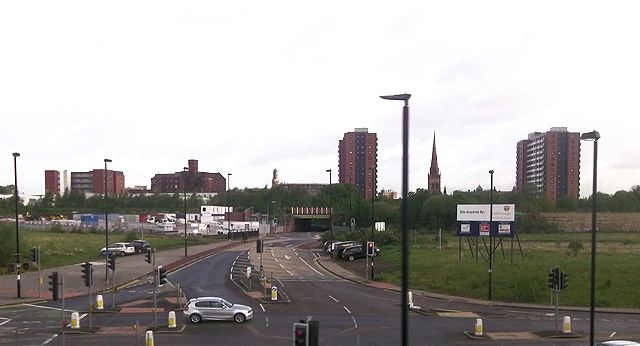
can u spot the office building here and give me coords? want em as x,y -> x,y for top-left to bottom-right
516,127 -> 580,203
70,169 -> 125,195
338,128 -> 377,200
44,170 -> 60,195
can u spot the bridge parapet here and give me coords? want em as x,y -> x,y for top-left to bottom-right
290,207 -> 331,215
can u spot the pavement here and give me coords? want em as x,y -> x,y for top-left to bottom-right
0,238 -> 244,307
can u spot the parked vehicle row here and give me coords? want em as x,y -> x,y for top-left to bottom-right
100,239 -> 151,256
323,240 -> 380,261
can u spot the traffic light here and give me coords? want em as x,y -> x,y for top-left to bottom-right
560,271 -> 568,290
30,246 -> 38,262
256,239 -> 263,253
548,266 -> 559,290
273,218 -> 277,226
48,271 -> 59,301
144,249 -> 152,264
108,254 -> 116,271
81,262 -> 93,287
158,266 -> 167,286
293,322 -> 309,346
366,241 -> 375,256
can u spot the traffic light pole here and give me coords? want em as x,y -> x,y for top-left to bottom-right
88,267 -> 92,330
37,246 -> 41,298
153,248 -> 157,328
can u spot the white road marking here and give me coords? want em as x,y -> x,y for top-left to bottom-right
284,255 -> 291,260
23,304 -> 63,311
298,257 -> 324,276
343,306 -> 351,314
259,304 -> 265,312
609,332 -> 617,338
0,317 -> 11,326
229,274 -> 232,280
279,263 -> 285,269
265,315 -> 269,328
42,334 -> 58,345
232,261 -> 236,266
352,316 -> 358,328
286,270 -> 294,276
274,258 -> 279,263
329,295 -> 339,303
276,278 -> 286,288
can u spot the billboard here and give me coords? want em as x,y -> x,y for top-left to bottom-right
456,204 -> 515,222
456,204 -> 516,237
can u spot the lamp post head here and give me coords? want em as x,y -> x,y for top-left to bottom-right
581,130 -> 601,141
184,167 -> 189,171
104,158 -> 112,163
489,170 -> 494,175
326,169 -> 331,173
13,152 -> 20,158
380,94 -> 411,101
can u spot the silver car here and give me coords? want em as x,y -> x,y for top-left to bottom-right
184,297 -> 253,324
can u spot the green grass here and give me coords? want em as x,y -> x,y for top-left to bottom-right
374,233 -> 640,309
19,229 -> 222,269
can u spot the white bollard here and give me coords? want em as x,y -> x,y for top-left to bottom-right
271,286 -> 278,301
408,291 -> 414,308
474,318 -> 483,336
168,311 -> 176,328
71,311 -> 80,329
96,294 -> 104,310
563,316 -> 571,333
145,330 -> 154,346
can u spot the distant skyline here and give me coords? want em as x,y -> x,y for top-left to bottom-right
2,1 -> 639,198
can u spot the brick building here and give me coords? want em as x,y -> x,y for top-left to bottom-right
44,170 -> 60,195
150,159 -> 226,195
70,169 -> 125,195
338,128 -> 377,200
516,127 -> 581,203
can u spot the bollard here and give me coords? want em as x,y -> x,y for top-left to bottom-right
474,318 -> 483,336
271,286 -> 278,301
168,311 -> 176,328
146,330 -> 154,346
96,294 -> 104,310
408,291 -> 414,308
563,316 -> 571,333
71,311 -> 80,329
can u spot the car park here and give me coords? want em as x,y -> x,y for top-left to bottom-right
129,239 -> 151,253
184,297 -> 253,324
100,242 -> 135,256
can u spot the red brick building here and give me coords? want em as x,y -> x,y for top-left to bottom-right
338,128 -> 377,200
44,170 -> 60,195
150,159 -> 226,194
516,127 -> 580,203
70,169 -> 125,195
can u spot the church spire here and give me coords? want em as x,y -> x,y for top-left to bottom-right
428,132 -> 441,193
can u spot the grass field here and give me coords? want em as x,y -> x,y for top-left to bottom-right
15,228 -> 222,269
373,232 -> 640,309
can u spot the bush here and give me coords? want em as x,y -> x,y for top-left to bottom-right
567,241 -> 583,256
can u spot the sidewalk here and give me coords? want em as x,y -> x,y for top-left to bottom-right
0,239 -> 244,307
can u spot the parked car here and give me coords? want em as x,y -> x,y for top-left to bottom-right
341,244 -> 381,261
100,242 -> 135,256
184,297 -> 253,324
129,239 -> 151,253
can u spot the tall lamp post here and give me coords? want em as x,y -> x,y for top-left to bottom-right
183,167 -> 188,257
227,173 -> 232,238
326,169 -> 332,257
488,169 -> 494,301
581,130 -> 600,346
380,93 -> 411,346
13,152 -> 21,298
370,166 -> 375,280
104,158 -> 112,281
266,200 -> 276,233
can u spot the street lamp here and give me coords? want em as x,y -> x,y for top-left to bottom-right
13,152 -> 21,298
380,93 -> 411,345
183,167 -> 188,257
370,166 -> 375,280
104,158 -> 112,281
326,169 -> 332,257
488,169 -> 494,301
581,130 -> 600,346
227,173 -> 232,238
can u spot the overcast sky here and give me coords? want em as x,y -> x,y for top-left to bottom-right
1,1 -> 639,198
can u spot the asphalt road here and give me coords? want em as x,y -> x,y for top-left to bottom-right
2,232 -> 639,345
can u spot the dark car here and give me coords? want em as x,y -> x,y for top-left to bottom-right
341,244 -> 380,261
129,239 -> 151,254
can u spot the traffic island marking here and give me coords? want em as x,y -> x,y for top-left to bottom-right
464,331 -> 539,340
146,325 -> 186,333
533,330 -> 582,338
120,307 -> 164,313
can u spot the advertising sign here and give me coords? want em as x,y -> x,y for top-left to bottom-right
456,204 -> 515,222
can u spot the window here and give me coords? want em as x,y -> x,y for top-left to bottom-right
195,301 -> 211,308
